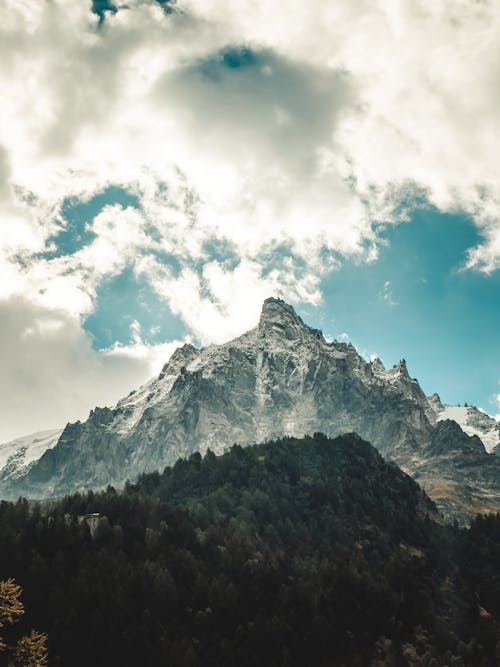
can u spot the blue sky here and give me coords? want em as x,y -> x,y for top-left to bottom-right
313,208 -> 499,412
2,0 -> 500,440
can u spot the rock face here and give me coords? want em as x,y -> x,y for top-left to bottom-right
3,297 -> 500,522
405,419 -> 500,522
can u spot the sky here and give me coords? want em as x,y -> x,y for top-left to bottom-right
2,0 -> 500,441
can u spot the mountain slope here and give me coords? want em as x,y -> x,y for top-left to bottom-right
0,429 -> 63,483
2,297 -> 500,522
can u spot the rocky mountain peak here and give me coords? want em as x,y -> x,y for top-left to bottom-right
258,297 -> 310,340
158,343 -> 199,380
394,359 -> 409,377
428,393 -> 443,412
370,357 -> 385,372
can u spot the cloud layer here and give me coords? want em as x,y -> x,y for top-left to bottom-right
1,0 -> 500,438
0,297 -> 181,440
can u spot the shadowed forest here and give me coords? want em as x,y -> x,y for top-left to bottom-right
1,434 -> 500,666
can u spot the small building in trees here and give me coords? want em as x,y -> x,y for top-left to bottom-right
77,513 -> 102,538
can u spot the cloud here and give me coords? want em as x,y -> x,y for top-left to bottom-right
380,280 -> 398,307
136,256 -> 321,344
0,2 -> 366,309
180,0 -> 500,266
2,0 -> 500,284
0,296 -> 183,442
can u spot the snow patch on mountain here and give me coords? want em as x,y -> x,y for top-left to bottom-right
0,429 -> 63,480
436,405 -> 500,453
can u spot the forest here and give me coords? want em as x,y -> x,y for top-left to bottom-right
0,433 -> 500,666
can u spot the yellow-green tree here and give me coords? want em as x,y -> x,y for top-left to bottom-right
0,579 -> 47,667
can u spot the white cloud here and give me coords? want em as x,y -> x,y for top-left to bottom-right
1,0 -> 499,287
0,297 -> 183,442
380,280 -> 398,307
179,0 -> 500,266
137,256 -> 321,344
0,1 -> 366,315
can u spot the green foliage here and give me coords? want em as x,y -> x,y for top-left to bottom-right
0,434 -> 498,665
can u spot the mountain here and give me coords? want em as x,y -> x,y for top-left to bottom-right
2,297 -> 500,522
430,395 -> 500,452
0,429 -> 63,484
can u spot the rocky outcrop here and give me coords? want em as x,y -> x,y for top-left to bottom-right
435,404 -> 500,452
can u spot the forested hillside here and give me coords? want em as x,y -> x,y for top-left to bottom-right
0,434 -> 499,666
